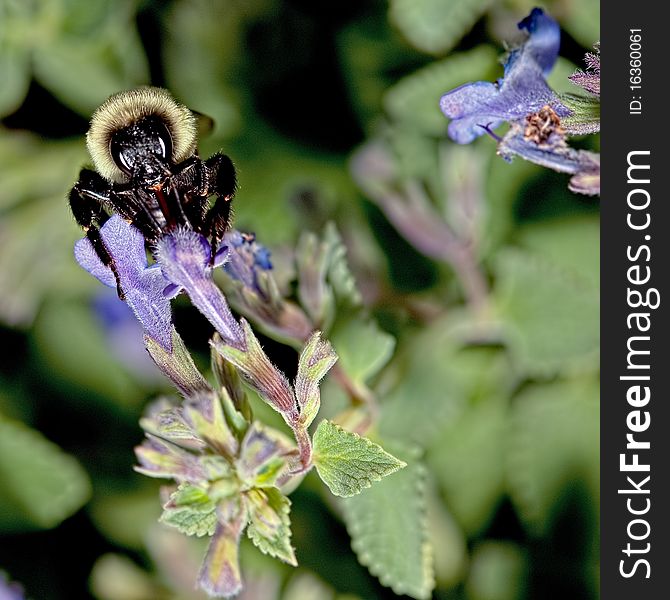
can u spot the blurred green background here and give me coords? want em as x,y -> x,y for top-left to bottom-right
0,0 -> 599,598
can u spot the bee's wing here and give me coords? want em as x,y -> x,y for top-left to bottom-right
192,110 -> 215,139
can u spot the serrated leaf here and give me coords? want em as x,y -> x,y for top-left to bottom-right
0,417 -> 91,531
342,442 -> 433,599
246,488 -> 297,566
506,378 -> 599,535
312,420 -> 406,498
389,0 -> 492,55
330,318 -> 395,386
384,46 -> 497,136
160,484 -> 217,537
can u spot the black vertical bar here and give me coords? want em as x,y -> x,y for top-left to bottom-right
602,4 -> 670,598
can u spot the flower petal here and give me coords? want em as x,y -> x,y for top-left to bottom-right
440,8 -> 569,144
156,229 -> 245,348
75,216 -> 174,351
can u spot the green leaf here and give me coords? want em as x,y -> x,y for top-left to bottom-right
31,1 -> 149,116
425,484 -> 467,589
160,484 -> 217,538
493,217 -> 599,376
465,541 -> 528,600
561,0 -> 600,49
246,488 -> 297,566
389,0 -> 492,55
384,46 -> 497,136
163,0 -> 246,138
330,318 -> 395,386
0,194 -> 89,328
33,299 -> 144,407
0,44 -> 30,117
312,420 -> 406,497
427,398 -> 507,536
323,222 -> 363,310
506,378 -> 599,534
283,572 -> 336,600
342,442 -> 434,599
296,224 -> 363,331
379,322 -> 497,447
0,416 -> 91,531
516,215 -> 599,286
88,487 -> 162,550
90,554 -> 161,600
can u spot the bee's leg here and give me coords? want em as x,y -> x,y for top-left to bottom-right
169,156 -> 208,232
202,153 -> 237,264
69,169 -> 126,300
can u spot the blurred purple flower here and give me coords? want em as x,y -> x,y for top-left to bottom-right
92,291 -> 164,381
0,572 -> 25,600
223,230 -> 273,294
74,216 -> 174,352
440,8 -> 570,144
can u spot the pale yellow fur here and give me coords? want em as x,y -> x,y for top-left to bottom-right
86,87 -> 197,182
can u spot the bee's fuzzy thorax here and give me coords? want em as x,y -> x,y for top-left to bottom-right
86,87 -> 198,182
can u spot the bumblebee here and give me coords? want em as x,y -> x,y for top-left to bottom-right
69,87 -> 236,297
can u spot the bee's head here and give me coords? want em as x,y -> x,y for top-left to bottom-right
86,87 -> 198,183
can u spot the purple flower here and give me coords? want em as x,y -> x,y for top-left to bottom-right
92,291 -> 164,380
155,229 -> 245,348
440,8 -> 570,144
223,230 -> 273,292
74,216 -> 174,352
498,116 -> 600,195
0,572 -> 25,600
